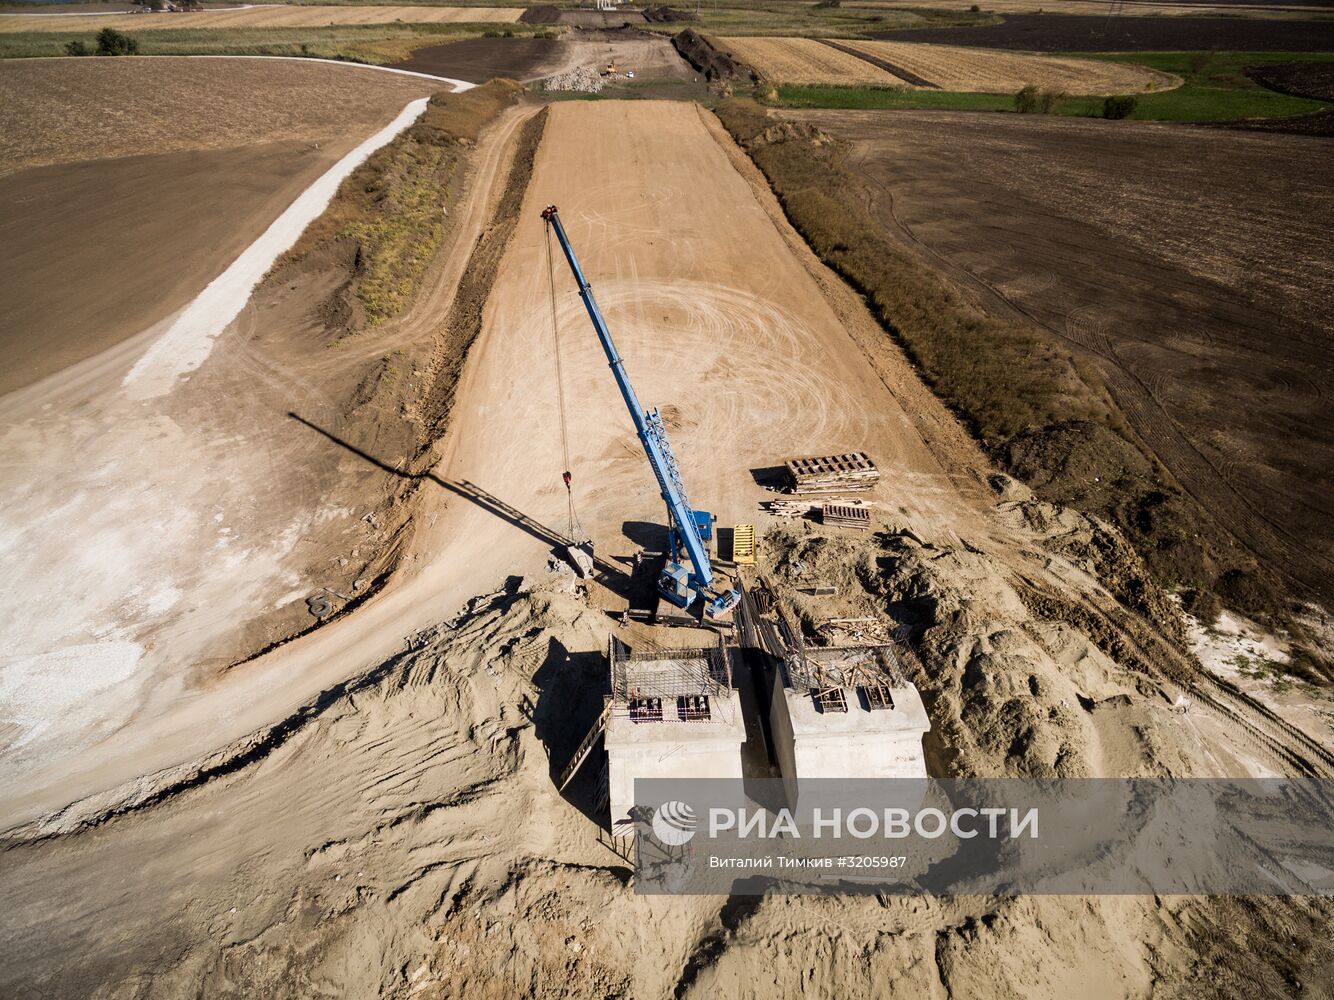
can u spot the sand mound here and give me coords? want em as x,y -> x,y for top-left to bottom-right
6,537 -> 1332,996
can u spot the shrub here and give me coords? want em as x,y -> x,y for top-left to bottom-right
1015,84 -> 1064,114
970,3 -> 981,10
96,27 -> 139,56
1038,88 -> 1064,114
1103,94 -> 1138,119
64,39 -> 91,56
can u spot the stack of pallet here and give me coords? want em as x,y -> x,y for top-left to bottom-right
785,452 -> 879,494
822,502 -> 871,530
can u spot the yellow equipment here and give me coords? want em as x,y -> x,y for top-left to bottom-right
732,524 -> 756,565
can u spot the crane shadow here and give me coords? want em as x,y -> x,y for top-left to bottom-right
288,412 -> 635,597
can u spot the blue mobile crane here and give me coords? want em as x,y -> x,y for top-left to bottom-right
541,205 -> 741,619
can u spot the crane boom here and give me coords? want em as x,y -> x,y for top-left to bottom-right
541,205 -> 737,616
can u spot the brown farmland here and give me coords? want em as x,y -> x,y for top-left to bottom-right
866,11 -> 1334,51
0,4 -> 521,32
0,57 -> 437,393
851,0 -> 1332,17
835,38 -> 1177,94
716,35 -> 904,86
716,35 -> 1175,94
785,108 -> 1334,606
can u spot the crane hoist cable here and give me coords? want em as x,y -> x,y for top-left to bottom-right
544,220 -> 587,543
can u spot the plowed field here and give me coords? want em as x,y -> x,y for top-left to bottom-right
837,38 -> 1178,94
0,4 -> 521,32
717,35 -> 905,85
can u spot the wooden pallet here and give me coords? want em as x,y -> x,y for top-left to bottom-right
822,502 -> 871,530
785,452 -> 879,494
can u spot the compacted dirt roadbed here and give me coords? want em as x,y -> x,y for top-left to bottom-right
0,96 -> 988,829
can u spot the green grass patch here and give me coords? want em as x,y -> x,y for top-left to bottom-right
768,51 -> 1334,123
0,22 -> 545,62
775,83 -> 1012,111
1054,51 -> 1334,121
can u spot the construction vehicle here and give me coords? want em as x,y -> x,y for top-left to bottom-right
541,205 -> 741,619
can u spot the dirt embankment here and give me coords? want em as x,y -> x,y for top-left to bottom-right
672,27 -> 750,82
4,91 -> 1333,1000
715,99 -> 1334,678
643,4 -> 697,23
226,83 -> 548,664
4,522 -> 1332,996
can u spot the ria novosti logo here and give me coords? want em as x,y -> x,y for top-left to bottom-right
650,800 -> 698,846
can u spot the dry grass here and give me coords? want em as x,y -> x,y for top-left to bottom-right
0,56 -> 438,175
282,79 -> 527,325
838,39 -> 1179,95
717,35 -> 904,86
0,5 -> 521,33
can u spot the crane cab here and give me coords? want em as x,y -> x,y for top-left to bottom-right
658,561 -> 741,619
658,562 -> 696,609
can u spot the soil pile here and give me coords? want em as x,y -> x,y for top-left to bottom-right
673,28 -> 749,81
5,522 -> 1332,996
518,4 -> 561,24
643,4 -> 698,23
